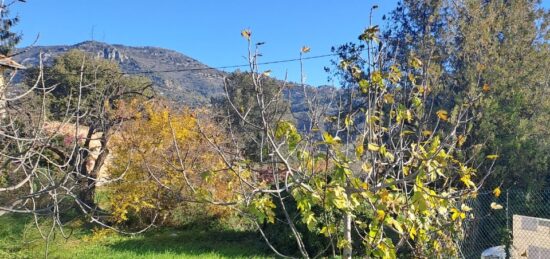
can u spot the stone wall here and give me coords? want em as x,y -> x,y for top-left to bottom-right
42,121 -> 112,185
513,215 -> 550,258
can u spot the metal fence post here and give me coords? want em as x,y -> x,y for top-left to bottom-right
505,190 -> 510,259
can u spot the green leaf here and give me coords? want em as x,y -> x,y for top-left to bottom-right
486,154 -> 499,160
371,71 -> 384,87
359,79 -> 369,93
385,217 -> 404,234
275,121 -> 301,150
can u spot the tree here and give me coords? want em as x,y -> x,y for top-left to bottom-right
106,101 -> 237,227
386,0 -> 550,191
382,1 -> 550,254
0,0 -> 23,55
20,50 -> 153,211
0,0 -> 24,119
451,0 -> 550,191
202,28 -> 493,258
211,70 -> 292,162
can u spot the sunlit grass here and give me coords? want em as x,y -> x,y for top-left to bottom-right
0,214 -> 273,259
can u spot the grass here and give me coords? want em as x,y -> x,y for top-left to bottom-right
0,214 -> 274,258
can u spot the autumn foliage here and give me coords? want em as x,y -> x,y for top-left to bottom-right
106,101 -> 236,225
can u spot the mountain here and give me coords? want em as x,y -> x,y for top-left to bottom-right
12,41 -> 340,120
14,41 -> 226,106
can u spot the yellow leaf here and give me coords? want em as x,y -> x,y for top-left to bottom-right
451,208 -> 459,220
433,240 -> 441,251
410,56 -> 423,69
409,227 -> 417,240
400,130 -> 415,136
486,154 -> 499,160
383,94 -> 395,104
493,187 -> 502,198
345,115 -> 353,127
384,152 -> 395,162
451,208 -> 466,221
362,162 -> 372,173
301,46 -> 311,53
241,29 -> 251,40
422,130 -> 432,137
356,144 -> 364,157
376,210 -> 386,221
387,217 -> 404,233
436,110 -> 448,121
322,132 -> 340,145
403,166 -> 410,176
490,202 -> 504,210
408,73 -> 417,85
457,135 -> 466,147
482,83 -> 490,93
476,63 -> 486,72
358,79 -> 369,93
460,175 -> 476,188
368,143 -> 380,152
461,204 -> 472,212
337,239 -> 351,249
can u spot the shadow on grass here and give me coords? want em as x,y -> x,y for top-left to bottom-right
106,227 -> 272,258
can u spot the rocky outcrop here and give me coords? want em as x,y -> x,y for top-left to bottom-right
100,46 -> 127,63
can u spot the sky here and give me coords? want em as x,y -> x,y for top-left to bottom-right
10,0 -> 399,86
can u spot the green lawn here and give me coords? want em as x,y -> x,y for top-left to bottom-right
0,214 -> 273,258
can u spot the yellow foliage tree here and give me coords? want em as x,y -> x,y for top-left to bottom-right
106,101 -> 236,225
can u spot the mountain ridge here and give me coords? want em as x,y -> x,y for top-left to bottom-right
12,41 -> 338,122
14,41 -> 226,106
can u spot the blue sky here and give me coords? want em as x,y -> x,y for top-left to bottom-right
10,1 -> 550,86
11,1 -> 398,86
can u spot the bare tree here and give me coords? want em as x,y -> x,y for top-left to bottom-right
0,50 -> 154,257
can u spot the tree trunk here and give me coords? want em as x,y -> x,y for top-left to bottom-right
0,73 -> 7,120
80,146 -> 109,208
343,212 -> 353,259
78,126 -> 110,209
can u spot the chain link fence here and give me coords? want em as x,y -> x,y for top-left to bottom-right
459,189 -> 550,259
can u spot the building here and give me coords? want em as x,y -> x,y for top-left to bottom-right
0,54 -> 26,119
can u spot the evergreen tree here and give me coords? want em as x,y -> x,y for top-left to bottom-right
0,0 -> 24,55
451,0 -> 550,191
211,71 -> 291,162
386,0 -> 550,191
